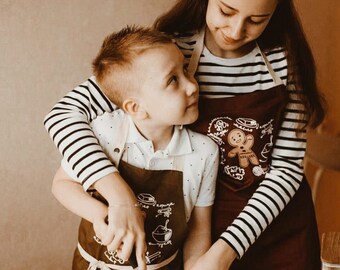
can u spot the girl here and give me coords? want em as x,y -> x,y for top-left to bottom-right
154,0 -> 325,269
44,0 -> 325,269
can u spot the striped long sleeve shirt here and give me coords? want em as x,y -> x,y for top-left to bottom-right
44,34 -> 306,257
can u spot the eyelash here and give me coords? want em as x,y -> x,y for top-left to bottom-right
220,9 -> 265,25
248,19 -> 264,25
183,65 -> 189,74
220,9 -> 232,17
168,76 -> 178,85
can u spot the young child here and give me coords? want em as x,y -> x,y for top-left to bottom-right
50,25 -> 219,270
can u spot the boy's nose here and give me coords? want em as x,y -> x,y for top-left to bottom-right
186,77 -> 198,96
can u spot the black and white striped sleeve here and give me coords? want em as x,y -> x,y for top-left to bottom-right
220,83 -> 307,258
43,77 -> 118,190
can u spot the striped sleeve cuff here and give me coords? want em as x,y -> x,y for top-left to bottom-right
61,158 -> 118,191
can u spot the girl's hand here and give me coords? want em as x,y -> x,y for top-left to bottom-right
189,239 -> 237,270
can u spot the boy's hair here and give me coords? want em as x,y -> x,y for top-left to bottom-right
92,25 -> 173,108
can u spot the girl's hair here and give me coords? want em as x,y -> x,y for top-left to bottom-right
154,0 -> 326,128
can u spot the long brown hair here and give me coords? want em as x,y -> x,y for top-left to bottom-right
154,0 -> 326,128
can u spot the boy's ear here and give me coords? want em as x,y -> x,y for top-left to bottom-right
122,98 -> 148,120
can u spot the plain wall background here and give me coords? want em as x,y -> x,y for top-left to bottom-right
295,0 -> 340,239
0,1 -> 174,269
1,1 -> 339,269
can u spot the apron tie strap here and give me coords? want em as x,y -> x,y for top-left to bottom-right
88,260 -> 112,270
78,243 -> 117,270
77,242 -> 179,270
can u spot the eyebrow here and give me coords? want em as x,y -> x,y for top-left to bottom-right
220,2 -> 272,17
164,54 -> 185,77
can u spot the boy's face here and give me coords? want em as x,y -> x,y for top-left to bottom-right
132,43 -> 199,126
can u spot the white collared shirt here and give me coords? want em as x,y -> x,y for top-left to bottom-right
62,111 -> 219,221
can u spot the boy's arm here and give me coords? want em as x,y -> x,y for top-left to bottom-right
92,172 -> 147,261
183,206 -> 212,270
52,167 -> 147,269
51,167 -> 109,239
183,136 -> 220,269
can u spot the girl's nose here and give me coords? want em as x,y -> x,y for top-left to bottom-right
229,18 -> 245,40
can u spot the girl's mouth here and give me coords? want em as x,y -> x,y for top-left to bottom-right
221,32 -> 241,44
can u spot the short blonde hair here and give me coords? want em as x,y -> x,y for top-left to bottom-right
92,25 -> 173,107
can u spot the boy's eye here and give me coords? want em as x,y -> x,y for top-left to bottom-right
183,65 -> 189,74
168,75 -> 178,85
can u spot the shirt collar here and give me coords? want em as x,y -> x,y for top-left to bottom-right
166,126 -> 192,156
126,118 -> 193,156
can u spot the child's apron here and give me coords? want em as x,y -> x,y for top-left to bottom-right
72,160 -> 187,270
188,28 -> 321,269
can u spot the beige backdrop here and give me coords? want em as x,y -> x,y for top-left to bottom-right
0,1 -> 174,269
1,1 -> 339,269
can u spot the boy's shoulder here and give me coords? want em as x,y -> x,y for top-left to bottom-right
184,128 -> 219,153
90,110 -> 128,130
90,110 -> 129,145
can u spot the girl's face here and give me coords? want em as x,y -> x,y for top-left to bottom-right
205,0 -> 278,58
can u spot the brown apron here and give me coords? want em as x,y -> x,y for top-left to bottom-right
188,28 -> 321,269
73,160 -> 187,270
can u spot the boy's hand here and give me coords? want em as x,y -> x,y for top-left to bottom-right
93,217 -> 109,245
103,204 -> 147,269
93,172 -> 147,270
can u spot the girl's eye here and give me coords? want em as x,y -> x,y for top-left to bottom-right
248,18 -> 267,25
220,8 -> 232,17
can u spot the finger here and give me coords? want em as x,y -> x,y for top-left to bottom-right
100,229 -> 115,246
107,232 -> 124,252
93,235 -> 103,245
119,235 -> 135,261
93,220 -> 109,243
135,235 -> 147,270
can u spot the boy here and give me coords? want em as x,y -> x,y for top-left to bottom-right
50,26 -> 219,270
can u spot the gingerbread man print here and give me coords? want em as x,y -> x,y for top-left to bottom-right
227,129 -> 259,168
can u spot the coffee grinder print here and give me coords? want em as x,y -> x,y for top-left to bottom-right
150,219 -> 173,248
207,116 -> 275,189
135,192 -> 177,262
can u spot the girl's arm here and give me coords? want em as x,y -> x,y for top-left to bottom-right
44,77 -> 117,189
221,85 -> 307,258
189,239 -> 236,270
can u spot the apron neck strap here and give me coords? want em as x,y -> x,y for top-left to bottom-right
256,43 -> 284,85
188,27 -> 284,86
187,27 -> 205,77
